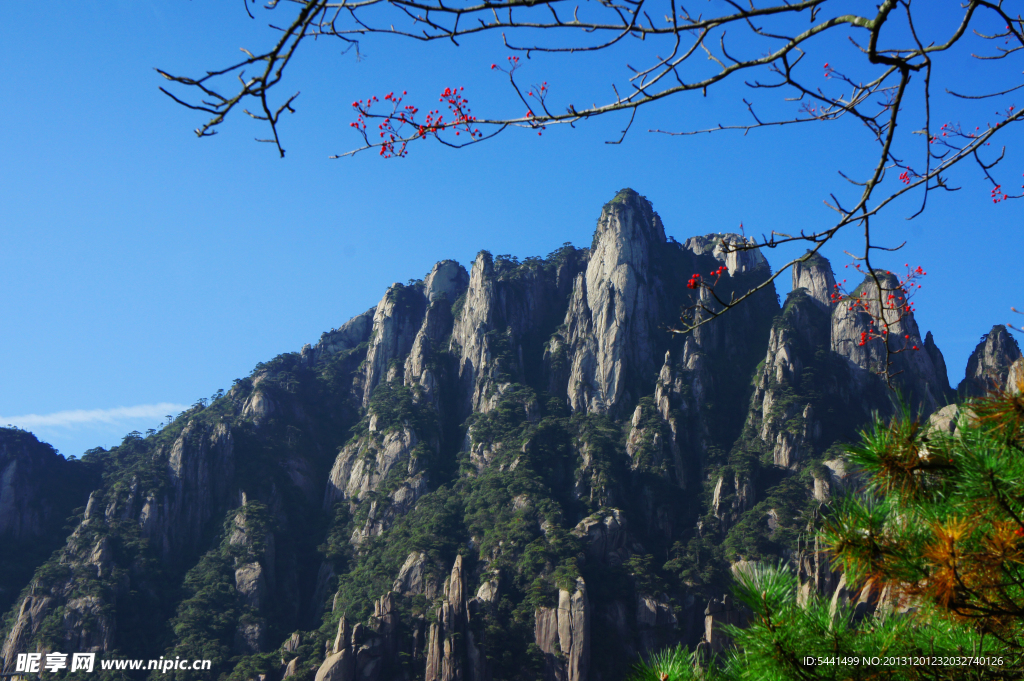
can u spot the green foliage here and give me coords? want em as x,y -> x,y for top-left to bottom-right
367,381 -> 438,437
625,553 -> 667,595
717,563 -> 1003,681
161,548 -> 239,681
627,644 -> 707,681
665,534 -> 728,588
821,394 -> 1024,649
451,291 -> 468,320
642,397 -> 1024,680
572,413 -> 628,512
545,242 -> 581,266
156,504 -> 278,681
332,485 -> 464,622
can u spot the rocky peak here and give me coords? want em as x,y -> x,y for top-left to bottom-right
1,429 -> 89,542
423,260 -> 469,304
425,555 -> 472,681
591,188 -> 666,251
831,271 -> 950,414
311,308 -> 375,364
959,325 -> 1023,398
400,261 -> 468,409
449,251 -> 504,414
450,249 -> 584,415
791,251 -> 837,312
363,283 -> 428,406
563,190 -> 666,415
683,233 -> 767,276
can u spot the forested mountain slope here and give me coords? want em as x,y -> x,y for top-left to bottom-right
3,189 -> 1018,681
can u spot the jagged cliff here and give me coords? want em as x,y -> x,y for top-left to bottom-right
958,325 -> 1022,397
0,189 -> 995,681
0,431 -> 98,619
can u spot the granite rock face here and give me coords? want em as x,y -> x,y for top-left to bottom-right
791,251 -> 837,312
563,190 -> 666,416
450,249 -> 585,416
0,429 -> 92,543
830,271 -> 952,413
3,188 -> 1003,681
312,309 -> 376,364
959,325 -> 1022,398
535,577 -> 591,681
425,556 -> 472,681
1007,357 -> 1024,393
363,283 -> 429,406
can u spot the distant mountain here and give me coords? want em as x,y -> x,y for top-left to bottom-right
3,188 -> 1019,681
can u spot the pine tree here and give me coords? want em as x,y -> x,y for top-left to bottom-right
631,388 -> 1024,680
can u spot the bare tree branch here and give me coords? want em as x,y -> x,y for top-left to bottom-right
157,0 -> 1024,348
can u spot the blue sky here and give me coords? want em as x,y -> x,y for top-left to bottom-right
2,2 -> 1021,458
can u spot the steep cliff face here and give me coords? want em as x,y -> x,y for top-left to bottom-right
0,429 -> 97,617
404,261 -> 467,409
363,284 -> 429,407
830,271 -> 952,412
0,342 -> 372,671
563,190 -> 666,416
1,189 -> 998,681
362,260 -> 470,410
0,429 -> 93,541
451,249 -> 585,416
959,325 -> 1022,398
721,256 -> 952,621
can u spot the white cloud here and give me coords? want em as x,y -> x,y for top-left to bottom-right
1,403 -> 190,429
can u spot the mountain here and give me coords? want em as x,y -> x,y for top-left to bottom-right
1,188 -> 1006,681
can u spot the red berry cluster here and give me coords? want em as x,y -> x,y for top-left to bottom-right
435,86 -> 481,139
490,55 -> 522,72
929,121 -> 983,145
832,263 -> 927,351
898,170 -> 911,185
687,265 -> 727,290
924,122 -> 1022,202
350,87 -> 482,157
527,81 -> 549,135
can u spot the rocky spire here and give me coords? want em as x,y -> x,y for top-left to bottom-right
791,251 -> 837,312
745,270 -> 834,476
563,189 -> 666,415
423,260 -> 469,304
449,252 -> 503,414
363,283 -> 428,406
683,233 -> 768,276
364,261 -> 469,407
425,555 -> 467,681
959,325 -> 1023,398
405,261 -> 468,407
831,271 -> 950,414
534,577 -> 591,681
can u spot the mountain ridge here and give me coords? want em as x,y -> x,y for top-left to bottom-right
2,188 -> 1018,681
